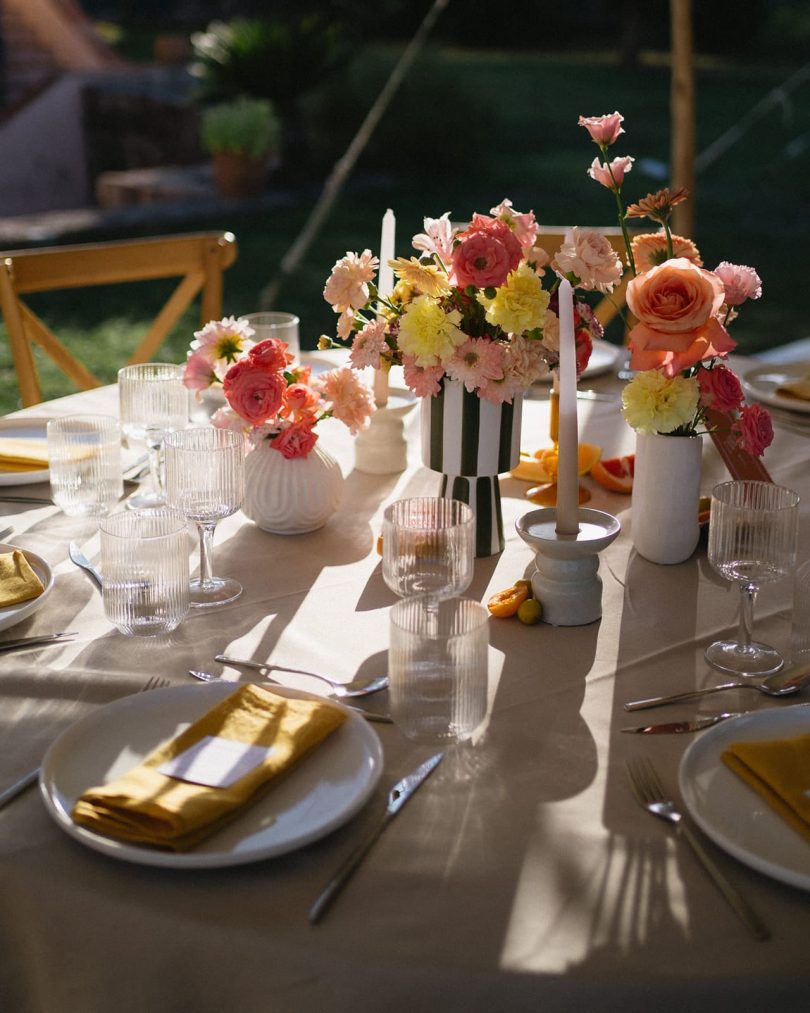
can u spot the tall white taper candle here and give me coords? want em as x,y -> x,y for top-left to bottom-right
374,208 -> 396,407
555,278 -> 579,536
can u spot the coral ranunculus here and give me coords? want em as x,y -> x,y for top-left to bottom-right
270,422 -> 319,460
626,258 -> 736,376
450,217 -> 522,289
223,358 -> 285,425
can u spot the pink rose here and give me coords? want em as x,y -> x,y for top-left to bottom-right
248,338 -> 291,371
732,403 -> 773,458
697,364 -> 743,414
451,217 -> 522,289
578,112 -> 624,146
587,155 -> 634,189
626,258 -> 737,376
223,358 -> 285,425
270,422 -> 318,460
713,262 -> 762,306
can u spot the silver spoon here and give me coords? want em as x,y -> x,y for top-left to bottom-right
213,654 -> 389,698
624,663 -> 810,711
68,542 -> 103,592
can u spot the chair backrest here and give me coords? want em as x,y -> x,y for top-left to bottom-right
534,226 -> 633,336
0,231 -> 238,406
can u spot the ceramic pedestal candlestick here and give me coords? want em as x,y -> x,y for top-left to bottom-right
516,507 -> 621,626
354,394 -> 416,475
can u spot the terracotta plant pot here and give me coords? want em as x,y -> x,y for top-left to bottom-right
212,151 -> 268,199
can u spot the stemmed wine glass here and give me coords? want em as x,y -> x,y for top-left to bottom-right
164,427 -> 245,609
118,363 -> 189,509
382,497 -> 475,603
706,480 -> 800,676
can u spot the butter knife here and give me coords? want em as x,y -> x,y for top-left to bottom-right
309,751 -> 444,923
622,712 -> 743,734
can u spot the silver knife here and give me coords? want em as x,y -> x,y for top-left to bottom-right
0,767 -> 39,809
309,751 -> 444,923
621,712 -> 743,734
0,632 -> 78,654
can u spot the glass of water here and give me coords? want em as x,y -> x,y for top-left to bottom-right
100,509 -> 190,637
239,312 -> 300,359
47,414 -> 123,516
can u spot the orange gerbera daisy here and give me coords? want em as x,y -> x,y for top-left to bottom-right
631,232 -> 703,273
625,186 -> 689,223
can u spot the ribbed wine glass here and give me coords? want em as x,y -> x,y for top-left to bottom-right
164,427 -> 245,609
706,480 -> 800,676
118,363 -> 188,509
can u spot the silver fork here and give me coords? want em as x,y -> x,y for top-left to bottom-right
0,675 -> 172,810
626,758 -> 770,941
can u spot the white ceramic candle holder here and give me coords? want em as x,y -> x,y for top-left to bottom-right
516,507 -> 621,626
354,395 -> 416,475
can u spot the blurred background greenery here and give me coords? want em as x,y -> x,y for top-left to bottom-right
1,0 -> 808,412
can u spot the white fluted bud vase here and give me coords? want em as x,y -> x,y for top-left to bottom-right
631,431 -> 702,564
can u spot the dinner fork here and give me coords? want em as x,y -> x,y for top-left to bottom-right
0,675 -> 172,811
626,758 -> 770,941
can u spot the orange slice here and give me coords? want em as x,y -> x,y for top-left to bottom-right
487,580 -> 531,618
513,443 -> 601,482
590,454 -> 635,494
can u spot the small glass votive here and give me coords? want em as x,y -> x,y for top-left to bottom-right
240,312 -> 300,359
389,596 -> 489,744
99,509 -> 190,637
47,414 -> 123,516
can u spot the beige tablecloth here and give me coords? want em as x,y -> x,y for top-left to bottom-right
1,364 -> 809,1013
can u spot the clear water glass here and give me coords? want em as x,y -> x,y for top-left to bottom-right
706,480 -> 800,676
164,426 -> 245,609
118,363 -> 188,509
46,414 -> 123,516
382,497 -> 474,601
100,509 -> 190,637
389,596 -> 489,744
240,312 -> 300,359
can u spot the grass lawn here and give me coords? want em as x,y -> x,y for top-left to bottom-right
1,46 -> 807,414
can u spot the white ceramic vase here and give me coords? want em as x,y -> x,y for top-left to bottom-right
241,442 -> 344,534
631,431 -> 702,564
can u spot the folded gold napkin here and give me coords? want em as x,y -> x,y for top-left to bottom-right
0,550 -> 45,607
72,684 -> 347,851
775,372 -> 810,402
0,436 -> 49,472
722,732 -> 810,843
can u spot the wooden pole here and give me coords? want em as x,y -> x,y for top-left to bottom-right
670,0 -> 695,237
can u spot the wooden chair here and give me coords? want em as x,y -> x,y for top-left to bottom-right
0,231 -> 238,406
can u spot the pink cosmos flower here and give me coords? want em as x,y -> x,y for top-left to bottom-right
451,217 -> 522,289
192,316 -> 255,360
323,249 -> 379,312
445,337 -> 505,393
349,319 -> 388,370
490,199 -> 539,254
732,403 -> 773,457
315,367 -> 375,434
183,349 -> 219,391
587,155 -> 635,189
248,338 -> 291,372
477,375 -> 516,405
280,382 -> 320,422
713,262 -> 763,306
223,358 -> 285,426
697,364 -> 744,414
578,112 -> 624,146
402,357 -> 444,397
270,422 -> 319,460
554,228 -> 623,293
412,212 -> 457,264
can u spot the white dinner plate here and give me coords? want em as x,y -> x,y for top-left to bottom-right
40,682 -> 384,869
679,704 -> 810,891
742,362 -> 810,416
533,338 -> 623,384
0,416 -> 50,485
0,541 -> 54,632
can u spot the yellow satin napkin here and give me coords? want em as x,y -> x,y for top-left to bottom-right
775,373 -> 810,401
0,436 -> 49,472
722,732 -> 810,844
71,684 -> 347,851
0,550 -> 45,607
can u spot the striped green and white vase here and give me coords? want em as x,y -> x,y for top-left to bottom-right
420,379 -> 522,557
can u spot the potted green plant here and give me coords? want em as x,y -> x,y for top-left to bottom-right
200,95 -> 281,198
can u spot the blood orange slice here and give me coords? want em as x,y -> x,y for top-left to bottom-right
590,454 -> 635,494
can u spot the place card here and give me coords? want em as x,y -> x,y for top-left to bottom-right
158,735 -> 273,789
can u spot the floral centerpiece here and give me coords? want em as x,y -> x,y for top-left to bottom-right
182,316 -> 375,457
579,110 -> 772,458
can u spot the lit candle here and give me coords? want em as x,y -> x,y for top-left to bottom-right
374,209 -> 396,408
555,278 -> 579,536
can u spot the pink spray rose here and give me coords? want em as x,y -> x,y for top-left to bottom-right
713,262 -> 763,306
578,112 -> 624,146
451,216 -> 522,289
732,403 -> 773,458
280,382 -> 320,422
697,364 -> 744,414
270,422 -> 319,460
223,358 -> 285,425
587,155 -> 635,189
626,258 -> 737,377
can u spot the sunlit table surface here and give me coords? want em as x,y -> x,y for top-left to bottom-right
1,355 -> 809,1013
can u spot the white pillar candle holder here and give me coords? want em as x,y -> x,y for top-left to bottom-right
516,507 -> 621,626
354,394 -> 416,475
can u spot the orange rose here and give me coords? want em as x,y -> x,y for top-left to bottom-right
626,258 -> 736,377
